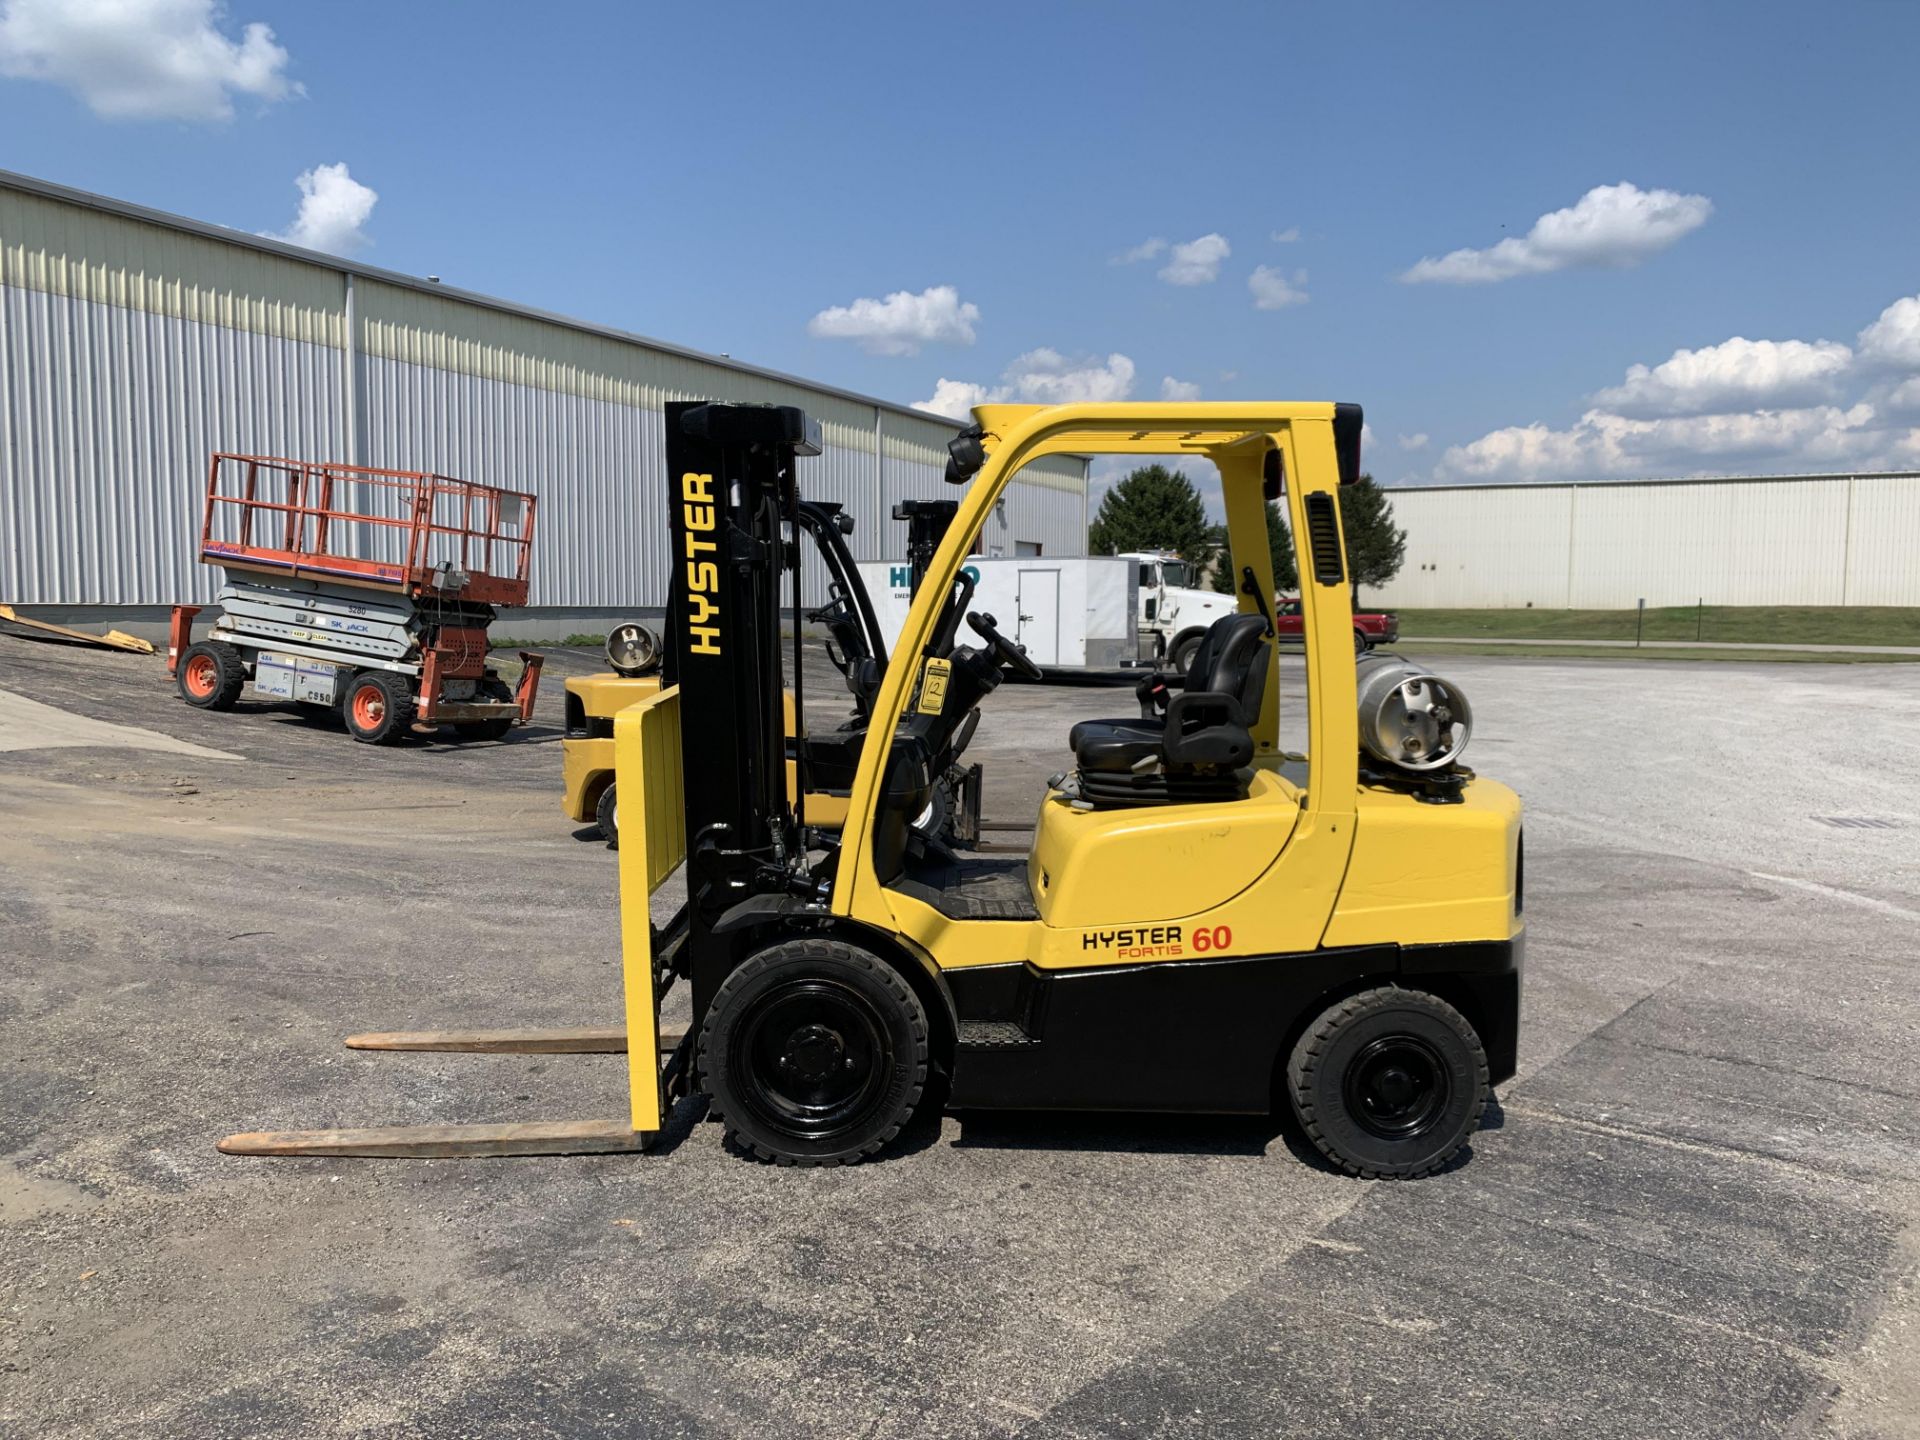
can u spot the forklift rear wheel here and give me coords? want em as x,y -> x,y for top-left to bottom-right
176,641 -> 246,711
596,782 -> 618,847
342,671 -> 415,745
1286,986 -> 1487,1179
698,939 -> 929,1166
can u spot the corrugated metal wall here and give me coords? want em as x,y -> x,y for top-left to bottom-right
0,176 -> 1087,612
1376,473 -> 1920,609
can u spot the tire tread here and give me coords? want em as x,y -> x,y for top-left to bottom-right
697,938 -> 929,1168
1287,985 -> 1487,1180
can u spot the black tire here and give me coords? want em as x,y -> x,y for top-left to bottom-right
596,781 -> 619,847
176,640 -> 246,711
697,939 -> 930,1167
1286,986 -> 1488,1179
1354,628 -> 1371,655
449,676 -> 516,742
341,670 -> 416,744
1168,629 -> 1205,674
453,717 -> 516,742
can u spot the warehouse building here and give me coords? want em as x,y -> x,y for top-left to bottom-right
0,170 -> 1088,636
1374,471 -> 1920,610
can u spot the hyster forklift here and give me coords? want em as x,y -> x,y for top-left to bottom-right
222,399 -> 1520,1180
562,497 -> 978,844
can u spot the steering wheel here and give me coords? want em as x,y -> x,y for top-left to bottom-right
966,611 -> 1043,680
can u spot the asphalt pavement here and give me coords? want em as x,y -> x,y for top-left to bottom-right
1,636 -> 1916,1438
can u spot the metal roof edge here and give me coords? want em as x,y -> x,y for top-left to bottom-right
1383,469 -> 1920,495
0,166 -> 1067,454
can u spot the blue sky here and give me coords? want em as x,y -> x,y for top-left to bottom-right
4,0 -> 1920,503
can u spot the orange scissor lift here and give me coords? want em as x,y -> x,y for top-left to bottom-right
168,454 -> 545,743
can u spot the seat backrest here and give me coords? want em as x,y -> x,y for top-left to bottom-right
1191,614 -> 1270,721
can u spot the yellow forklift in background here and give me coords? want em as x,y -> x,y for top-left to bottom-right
224,399 -> 1520,1181
562,498 -> 973,845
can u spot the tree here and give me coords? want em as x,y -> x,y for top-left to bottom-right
1088,464 -> 1214,566
1338,473 -> 1407,604
1208,504 -> 1298,593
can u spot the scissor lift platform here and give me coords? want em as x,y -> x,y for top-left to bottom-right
169,453 -> 544,740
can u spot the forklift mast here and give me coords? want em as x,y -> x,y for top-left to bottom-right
664,401 -> 823,1013
893,498 -> 961,595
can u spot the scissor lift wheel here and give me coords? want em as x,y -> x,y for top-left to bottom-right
176,641 -> 246,711
342,671 -> 416,744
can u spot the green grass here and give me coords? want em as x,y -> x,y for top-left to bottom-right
1396,605 -> 1920,646
1398,642 -> 1920,664
490,633 -> 606,649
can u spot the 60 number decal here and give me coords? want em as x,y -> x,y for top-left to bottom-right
1191,925 -> 1233,953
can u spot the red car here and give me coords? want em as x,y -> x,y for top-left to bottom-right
1275,596 -> 1399,653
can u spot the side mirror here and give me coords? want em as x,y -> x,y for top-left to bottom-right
944,424 -> 987,485
1333,403 -> 1363,486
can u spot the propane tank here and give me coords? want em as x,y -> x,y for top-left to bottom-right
1354,654 -> 1472,772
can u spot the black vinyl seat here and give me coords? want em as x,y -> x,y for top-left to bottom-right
1070,613 -> 1271,807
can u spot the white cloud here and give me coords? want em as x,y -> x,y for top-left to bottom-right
1160,376 -> 1203,402
1005,348 -> 1136,404
1590,336 -> 1853,418
266,163 -> 376,254
1113,238 -> 1166,265
1158,233 -> 1230,286
808,284 -> 979,357
1249,265 -> 1308,310
1270,226 -> 1301,244
1432,288 -> 1920,483
1882,375 -> 1920,416
0,0 -> 298,121
1398,433 -> 1430,451
916,348 -> 1136,420
916,378 -> 997,421
1435,404 -> 1904,484
1400,182 -> 1712,285
1858,294 -> 1920,371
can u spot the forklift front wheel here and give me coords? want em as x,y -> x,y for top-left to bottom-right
176,641 -> 246,711
1286,986 -> 1488,1180
596,782 -> 618,847
698,939 -> 929,1167
342,671 -> 416,745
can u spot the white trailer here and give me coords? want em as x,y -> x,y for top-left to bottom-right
856,557 -> 1139,670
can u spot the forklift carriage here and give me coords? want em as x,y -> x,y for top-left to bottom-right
223,401 -> 1523,1179
168,453 -> 543,742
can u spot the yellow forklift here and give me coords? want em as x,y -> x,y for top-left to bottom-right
223,399 -> 1520,1180
562,498 -> 976,845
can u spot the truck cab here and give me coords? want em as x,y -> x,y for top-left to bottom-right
1121,549 -> 1240,669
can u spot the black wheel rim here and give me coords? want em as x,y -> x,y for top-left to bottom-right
736,979 -> 889,1140
1342,1034 -> 1451,1140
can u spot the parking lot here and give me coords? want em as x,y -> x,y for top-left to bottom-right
2,638 -> 1918,1438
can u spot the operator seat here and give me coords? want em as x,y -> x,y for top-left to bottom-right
1069,612 -> 1271,808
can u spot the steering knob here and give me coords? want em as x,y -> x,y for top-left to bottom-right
966,610 -> 1044,680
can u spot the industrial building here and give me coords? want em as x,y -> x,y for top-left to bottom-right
0,170 -> 1088,636
1374,471 -> 1920,610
